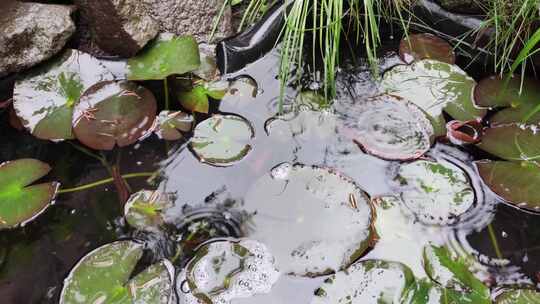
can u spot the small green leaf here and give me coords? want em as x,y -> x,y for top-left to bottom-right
179,85 -> 210,113
124,190 -> 173,231
127,34 -> 201,80
0,159 -> 58,229
496,289 -> 540,304
423,245 -> 490,303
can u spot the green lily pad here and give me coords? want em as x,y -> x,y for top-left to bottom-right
477,124 -> 540,161
243,163 -> 374,277
127,33 -> 201,80
124,190 -> 173,231
60,240 -> 174,304
0,159 -> 59,229
399,34 -> 456,65
13,49 -> 114,140
476,160 -> 540,212
154,111 -> 193,141
190,114 -> 254,167
178,81 -> 228,114
474,75 -> 540,125
422,245 -> 490,303
395,159 -> 475,225
495,289 -> 540,304
352,94 -> 434,160
404,278 -> 483,304
73,80 -> 157,150
311,260 -> 416,304
381,59 -> 485,129
181,239 -> 279,303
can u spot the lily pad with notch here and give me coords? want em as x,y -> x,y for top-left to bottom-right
178,239 -> 280,304
153,111 -> 193,141
124,190 -> 174,231
477,124 -> 540,161
190,114 -> 255,167
13,49 -> 114,140
127,33 -> 201,81
352,94 -> 435,161
73,80 -> 157,150
0,159 -> 59,230
474,75 -> 540,125
60,240 -> 175,304
381,59 -> 485,131
399,33 -> 456,64
476,160 -> 540,212
310,260 -> 416,304
394,158 -> 476,225
242,163 -> 374,277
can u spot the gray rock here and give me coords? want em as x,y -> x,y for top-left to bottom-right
143,0 -> 233,43
75,0 -> 159,57
0,2 -> 76,77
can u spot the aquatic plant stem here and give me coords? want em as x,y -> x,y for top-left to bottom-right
164,77 -> 170,111
487,223 -> 504,259
57,173 -> 155,194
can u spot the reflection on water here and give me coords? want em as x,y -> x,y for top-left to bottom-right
1,43 -> 539,303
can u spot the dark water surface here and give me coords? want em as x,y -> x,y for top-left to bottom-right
0,40 -> 539,303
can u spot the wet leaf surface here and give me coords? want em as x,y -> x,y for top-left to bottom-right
495,289 -> 540,303
128,260 -> 175,304
0,159 -> 58,229
399,33 -> 456,64
124,190 -> 173,231
13,49 -> 114,140
477,124 -> 540,161
154,111 -> 193,141
476,160 -> 540,212
60,240 -> 143,304
381,59 -> 485,127
394,159 -> 475,225
446,120 -> 483,145
73,80 -> 157,150
127,34 -> 201,80
310,260 -> 416,303
242,164 -> 373,277
422,245 -> 490,303
352,94 -> 434,160
474,76 -> 540,125
178,239 -> 279,303
190,114 -> 254,167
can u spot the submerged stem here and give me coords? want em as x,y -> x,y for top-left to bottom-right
57,173 -> 155,194
487,223 -> 504,259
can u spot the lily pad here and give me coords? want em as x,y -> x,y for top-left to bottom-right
73,80 -> 157,150
180,239 -> 279,303
190,114 -> 254,167
124,190 -> 173,231
310,260 -> 416,304
242,163 -> 374,277
154,111 -> 193,141
476,160 -> 540,212
394,159 -> 475,225
422,245 -> 490,303
178,81 -> 228,114
477,124 -> 540,161
13,49 -> 114,140
127,33 -> 201,80
352,94 -> 434,160
60,240 -> 174,304
495,289 -> 540,304
404,278 -> 483,304
399,33 -> 456,64
0,159 -> 59,229
381,59 -> 485,129
474,75 -> 540,125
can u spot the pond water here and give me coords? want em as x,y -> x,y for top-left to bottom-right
0,37 -> 539,303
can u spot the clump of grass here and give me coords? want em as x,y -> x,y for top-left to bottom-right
478,0 -> 540,76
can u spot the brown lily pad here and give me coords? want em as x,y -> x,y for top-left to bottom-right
399,33 -> 456,64
73,80 -> 157,150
